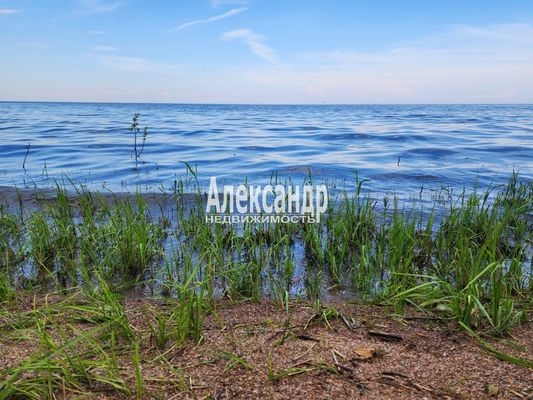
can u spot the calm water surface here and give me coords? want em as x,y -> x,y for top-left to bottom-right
0,102 -> 531,196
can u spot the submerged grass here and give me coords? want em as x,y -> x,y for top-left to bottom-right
1,173 -> 532,315
0,171 -> 532,397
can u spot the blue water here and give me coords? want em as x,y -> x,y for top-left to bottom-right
0,102 -> 532,196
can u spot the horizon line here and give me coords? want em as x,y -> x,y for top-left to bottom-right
1,100 -> 532,106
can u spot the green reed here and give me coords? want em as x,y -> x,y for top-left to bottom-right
48,185 -> 78,288
28,212 -> 56,286
130,113 -> 149,169
0,171 -> 532,398
0,205 -> 22,301
1,172 -> 531,335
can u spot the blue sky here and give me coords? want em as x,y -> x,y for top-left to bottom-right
1,0 -> 533,103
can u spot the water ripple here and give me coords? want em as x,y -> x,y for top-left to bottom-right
0,102 -> 531,194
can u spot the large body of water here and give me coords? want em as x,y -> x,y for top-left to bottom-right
0,102 -> 531,197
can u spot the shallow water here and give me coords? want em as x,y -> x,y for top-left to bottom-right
0,102 -> 532,196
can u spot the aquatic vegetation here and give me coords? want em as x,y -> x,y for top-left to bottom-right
129,113 -> 149,169
28,212 -> 56,286
0,171 -> 532,398
0,206 -> 22,301
0,173 -> 531,315
99,193 -> 165,281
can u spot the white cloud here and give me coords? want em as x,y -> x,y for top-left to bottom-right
220,28 -> 279,64
53,1 -> 120,21
170,7 -> 246,32
0,9 -> 21,15
17,40 -> 50,49
293,23 -> 533,80
92,55 -> 161,72
204,23 -> 533,103
90,54 -> 182,76
297,50 -> 390,65
428,23 -> 533,44
92,45 -> 118,52
77,0 -> 121,15
86,30 -> 106,35
300,24 -> 533,68
6,21 -> 533,103
211,0 -> 249,7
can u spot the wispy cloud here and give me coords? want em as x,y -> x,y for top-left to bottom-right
92,55 -> 158,72
211,0 -> 249,7
90,54 -> 181,75
92,45 -> 118,52
296,50 -> 389,65
77,0 -> 121,15
17,40 -> 50,49
53,1 -> 120,22
86,30 -> 106,35
298,23 -> 533,68
422,23 -> 533,44
169,7 -> 246,32
272,22 -> 533,103
220,28 -> 278,64
0,8 -> 21,15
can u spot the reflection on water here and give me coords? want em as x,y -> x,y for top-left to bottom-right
0,102 -> 531,196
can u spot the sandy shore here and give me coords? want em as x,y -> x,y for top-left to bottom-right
1,292 -> 532,399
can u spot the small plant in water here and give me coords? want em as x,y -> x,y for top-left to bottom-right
130,113 -> 148,168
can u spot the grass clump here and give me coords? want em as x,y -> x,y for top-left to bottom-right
382,176 -> 532,335
99,193 -> 165,282
3,173 -> 532,329
0,291 -> 132,399
0,171 -> 532,397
